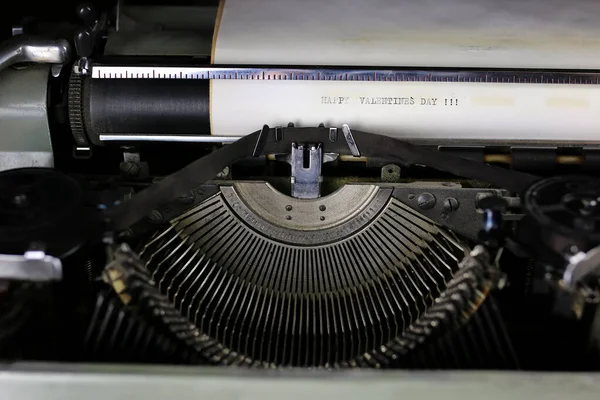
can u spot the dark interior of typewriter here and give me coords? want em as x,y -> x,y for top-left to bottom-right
1,0 -> 600,374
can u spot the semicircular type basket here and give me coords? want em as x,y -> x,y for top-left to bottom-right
104,183 -> 515,368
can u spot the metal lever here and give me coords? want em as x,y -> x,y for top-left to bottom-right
478,196 -> 508,249
73,2 -> 106,75
0,36 -> 70,74
0,250 -> 62,282
342,124 -> 361,156
74,3 -> 98,58
74,27 -> 94,58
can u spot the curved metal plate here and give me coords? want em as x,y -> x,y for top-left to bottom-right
221,183 -> 392,245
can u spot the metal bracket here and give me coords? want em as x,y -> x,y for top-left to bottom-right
291,142 -> 323,199
252,125 -> 270,157
0,250 -> 62,282
392,184 -> 512,240
251,124 -> 361,158
73,145 -> 92,159
73,57 -> 92,76
0,37 -> 71,74
342,124 -> 361,156
564,246 -> 600,290
120,150 -> 149,178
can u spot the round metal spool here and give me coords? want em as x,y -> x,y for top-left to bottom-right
0,168 -> 84,257
524,176 -> 600,254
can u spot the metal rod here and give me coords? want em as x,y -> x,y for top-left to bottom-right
99,134 -> 241,143
99,134 -> 600,148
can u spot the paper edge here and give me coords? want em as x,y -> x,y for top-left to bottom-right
210,0 -> 226,64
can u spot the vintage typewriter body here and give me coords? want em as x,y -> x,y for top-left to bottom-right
1,0 -> 599,397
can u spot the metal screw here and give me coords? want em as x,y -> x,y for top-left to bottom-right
12,194 -> 28,207
286,215 -> 292,220
443,197 -> 460,212
149,210 -> 164,224
286,205 -> 293,211
417,193 -> 436,209
408,194 -> 415,200
320,216 -> 326,221
319,205 -> 327,211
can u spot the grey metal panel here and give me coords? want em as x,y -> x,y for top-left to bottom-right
0,363 -> 599,400
0,66 -> 53,171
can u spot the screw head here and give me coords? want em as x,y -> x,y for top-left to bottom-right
285,205 -> 293,211
12,193 -> 28,207
417,193 -> 436,210
319,205 -> 326,211
443,197 -> 460,212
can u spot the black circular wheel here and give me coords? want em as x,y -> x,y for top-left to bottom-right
524,176 -> 600,249
0,168 -> 84,257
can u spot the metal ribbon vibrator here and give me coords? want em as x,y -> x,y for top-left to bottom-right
1,0 -> 600,386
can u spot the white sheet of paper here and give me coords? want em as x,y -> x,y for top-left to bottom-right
211,80 -> 600,142
213,0 -> 600,69
211,0 -> 600,141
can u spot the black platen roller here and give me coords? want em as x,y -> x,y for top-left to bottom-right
70,77 -> 211,145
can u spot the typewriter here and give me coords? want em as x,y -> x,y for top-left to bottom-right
1,0 -> 599,398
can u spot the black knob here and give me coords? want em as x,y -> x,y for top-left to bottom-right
77,3 -> 97,27
74,27 -> 93,58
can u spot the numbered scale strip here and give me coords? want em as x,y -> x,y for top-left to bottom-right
90,65 -> 600,84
